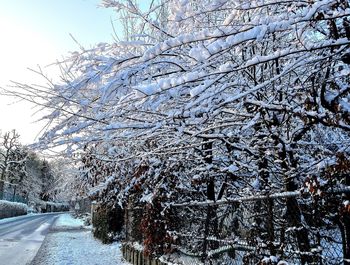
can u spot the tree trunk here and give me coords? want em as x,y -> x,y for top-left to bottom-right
285,196 -> 311,264
0,180 -> 4,200
339,215 -> 350,265
12,185 -> 16,202
339,175 -> 350,265
280,140 -> 311,264
201,140 -> 219,261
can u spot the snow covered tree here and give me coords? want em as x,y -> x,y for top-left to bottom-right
4,0 -> 350,260
49,157 -> 79,201
25,0 -> 348,205
0,130 -> 25,199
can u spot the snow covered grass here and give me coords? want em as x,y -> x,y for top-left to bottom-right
0,199 -> 27,219
30,213 -> 130,265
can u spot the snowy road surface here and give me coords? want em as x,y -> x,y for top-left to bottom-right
0,213 -> 61,265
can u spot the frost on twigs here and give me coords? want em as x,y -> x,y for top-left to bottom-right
8,0 -> 350,261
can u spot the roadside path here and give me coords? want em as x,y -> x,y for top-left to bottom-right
30,213 -> 129,265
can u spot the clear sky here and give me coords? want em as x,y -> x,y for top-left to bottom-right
0,0 -> 119,144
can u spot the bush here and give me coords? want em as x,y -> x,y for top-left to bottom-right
140,195 -> 175,257
92,204 -> 124,244
0,200 -> 27,219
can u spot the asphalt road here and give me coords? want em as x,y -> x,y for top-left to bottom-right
0,213 -> 61,265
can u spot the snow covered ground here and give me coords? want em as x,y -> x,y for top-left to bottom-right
30,213 -> 130,265
53,213 -> 85,229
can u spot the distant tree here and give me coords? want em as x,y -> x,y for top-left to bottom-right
0,130 -> 25,199
0,129 -> 71,203
49,157 -> 79,201
39,159 -> 54,201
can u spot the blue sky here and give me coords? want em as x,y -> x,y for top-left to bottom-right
0,0 -> 122,144
0,0 -> 118,52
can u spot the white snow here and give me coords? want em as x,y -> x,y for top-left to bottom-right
140,193 -> 154,203
0,212 -> 61,225
189,46 -> 211,62
0,212 -> 31,224
0,200 -> 28,211
251,178 -> 260,190
0,213 -> 59,265
54,213 -> 85,229
0,200 -> 28,219
227,164 -> 238,173
31,213 -> 130,265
